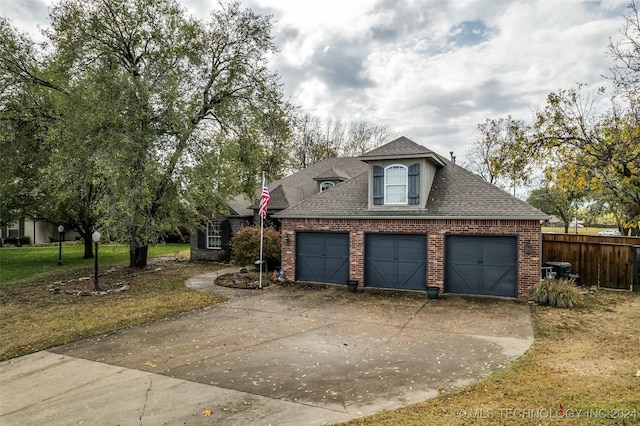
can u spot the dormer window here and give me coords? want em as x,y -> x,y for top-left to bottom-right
320,181 -> 335,192
385,165 -> 408,204
373,163 -> 420,206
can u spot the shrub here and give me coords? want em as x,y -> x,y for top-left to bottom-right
231,226 -> 281,269
532,278 -> 579,308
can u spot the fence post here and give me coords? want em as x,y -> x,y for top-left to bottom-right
634,246 -> 640,293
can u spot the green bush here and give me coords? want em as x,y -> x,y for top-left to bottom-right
231,226 -> 281,268
532,278 -> 579,308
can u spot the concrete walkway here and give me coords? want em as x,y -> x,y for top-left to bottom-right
1,269 -> 534,425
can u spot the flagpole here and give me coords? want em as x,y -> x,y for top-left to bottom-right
259,172 -> 265,289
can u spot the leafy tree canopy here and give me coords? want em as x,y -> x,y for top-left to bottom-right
0,0 -> 292,263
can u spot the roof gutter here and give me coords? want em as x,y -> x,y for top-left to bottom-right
275,214 -> 550,221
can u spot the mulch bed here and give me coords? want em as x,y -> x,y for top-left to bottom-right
214,271 -> 282,289
47,260 -> 188,296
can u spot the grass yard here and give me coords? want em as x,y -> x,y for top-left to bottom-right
0,244 -> 226,361
0,243 -> 189,286
542,226 -> 622,236
341,290 -> 640,426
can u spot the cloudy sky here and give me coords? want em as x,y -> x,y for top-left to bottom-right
2,0 -> 630,159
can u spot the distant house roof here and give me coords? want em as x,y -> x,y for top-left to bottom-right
253,157 -> 369,211
275,138 -> 548,221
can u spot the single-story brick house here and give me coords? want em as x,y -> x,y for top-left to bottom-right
274,137 -> 548,300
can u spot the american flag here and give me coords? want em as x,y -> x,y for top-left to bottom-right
258,180 -> 270,219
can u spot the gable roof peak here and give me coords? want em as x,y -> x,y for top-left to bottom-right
359,136 -> 445,165
313,167 -> 350,181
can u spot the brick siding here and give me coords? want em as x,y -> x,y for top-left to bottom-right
280,218 -> 541,300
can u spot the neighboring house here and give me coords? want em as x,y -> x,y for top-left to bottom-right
1,218 -> 80,246
275,137 -> 549,300
190,157 -> 370,261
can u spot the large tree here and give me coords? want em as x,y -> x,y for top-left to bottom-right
1,0 -> 291,264
464,116 -> 534,196
526,3 -> 640,234
533,84 -> 640,234
527,162 -> 589,234
289,112 -> 391,171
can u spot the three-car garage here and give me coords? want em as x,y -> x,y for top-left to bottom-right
295,231 -> 519,298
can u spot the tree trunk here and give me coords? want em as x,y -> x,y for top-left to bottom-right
83,235 -> 94,258
129,245 -> 148,268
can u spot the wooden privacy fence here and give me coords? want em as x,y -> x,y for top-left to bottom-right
542,233 -> 640,291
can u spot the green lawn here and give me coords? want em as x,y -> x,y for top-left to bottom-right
0,249 -> 224,361
0,243 -> 190,286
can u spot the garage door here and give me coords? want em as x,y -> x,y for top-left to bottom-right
445,236 -> 517,297
365,234 -> 427,291
296,232 -> 349,284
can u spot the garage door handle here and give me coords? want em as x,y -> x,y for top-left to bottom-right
478,260 -> 483,264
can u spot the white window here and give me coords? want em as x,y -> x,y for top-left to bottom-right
8,222 -> 19,238
320,181 -> 335,192
384,165 -> 408,204
207,220 -> 221,249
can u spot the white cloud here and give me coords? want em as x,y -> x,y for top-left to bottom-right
2,0 -> 631,158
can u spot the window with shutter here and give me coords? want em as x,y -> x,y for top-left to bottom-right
197,225 -> 206,249
207,220 -> 222,249
385,165 -> 408,204
408,163 -> 420,205
221,220 -> 231,250
373,166 -> 384,205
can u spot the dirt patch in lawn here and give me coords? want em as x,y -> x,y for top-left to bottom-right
45,258 -> 191,296
214,270 -> 282,289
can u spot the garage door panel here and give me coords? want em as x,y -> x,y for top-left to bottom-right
448,237 -> 479,259
446,236 -> 517,298
367,236 -> 394,258
448,264 -> 478,293
296,232 -> 349,284
367,259 -> 396,287
482,238 -> 516,264
326,239 -> 349,257
325,257 -> 349,282
297,256 -> 324,282
482,265 -> 516,296
365,234 -> 426,291
397,260 -> 426,290
397,238 -> 426,260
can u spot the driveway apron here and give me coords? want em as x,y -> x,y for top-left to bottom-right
1,274 -> 533,425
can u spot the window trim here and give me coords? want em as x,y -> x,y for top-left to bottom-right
7,221 -> 19,238
384,164 -> 408,205
206,220 -> 222,249
320,181 -> 335,192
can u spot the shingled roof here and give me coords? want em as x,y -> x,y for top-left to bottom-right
359,136 -> 446,165
275,141 -> 548,220
254,157 -> 369,211
227,194 -> 253,217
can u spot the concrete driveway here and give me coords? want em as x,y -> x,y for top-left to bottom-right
1,274 -> 533,425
